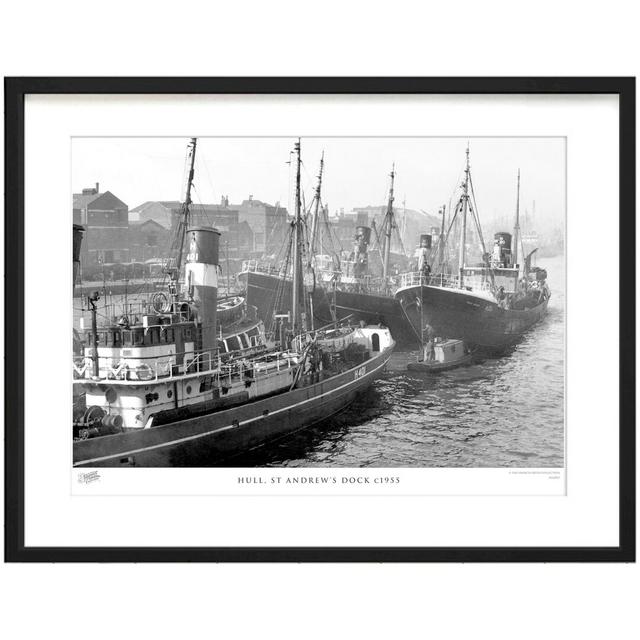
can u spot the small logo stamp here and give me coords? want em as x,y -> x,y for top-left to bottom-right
77,470 -> 101,484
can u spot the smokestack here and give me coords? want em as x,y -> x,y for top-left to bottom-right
95,182 -> 99,193
355,225 -> 371,245
353,226 -> 371,278
73,224 -> 84,288
185,226 -> 220,354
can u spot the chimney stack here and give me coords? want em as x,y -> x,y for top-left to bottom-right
95,182 -> 99,193
185,226 -> 220,354
73,224 -> 85,288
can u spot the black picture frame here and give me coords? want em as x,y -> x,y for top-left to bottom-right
4,77 -> 635,563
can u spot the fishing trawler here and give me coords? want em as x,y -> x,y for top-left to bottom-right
311,167 -> 443,346
72,138 -> 395,467
241,163 -> 420,346
73,143 -> 260,343
238,151 -> 334,334
395,148 -> 550,352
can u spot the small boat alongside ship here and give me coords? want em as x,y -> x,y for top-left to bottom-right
72,138 -> 395,467
407,338 -> 474,373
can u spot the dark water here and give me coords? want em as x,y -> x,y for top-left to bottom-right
234,256 -> 565,468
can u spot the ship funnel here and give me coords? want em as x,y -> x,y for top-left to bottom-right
73,224 -> 84,288
355,226 -> 371,244
419,234 -> 432,249
185,226 -> 220,354
353,226 -> 371,278
494,232 -> 512,250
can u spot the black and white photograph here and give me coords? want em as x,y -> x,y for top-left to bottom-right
72,136 -> 564,469
1,3 -> 637,637
6,76 -> 632,566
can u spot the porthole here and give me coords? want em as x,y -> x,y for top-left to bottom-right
167,389 -> 173,399
186,385 -> 192,395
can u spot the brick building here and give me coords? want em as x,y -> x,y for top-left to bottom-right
130,197 -> 254,260
130,200 -> 180,229
235,196 -> 288,255
132,197 -> 240,231
73,184 -> 129,266
128,219 -> 171,262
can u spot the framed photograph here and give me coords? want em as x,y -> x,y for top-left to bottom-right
4,77 -> 635,562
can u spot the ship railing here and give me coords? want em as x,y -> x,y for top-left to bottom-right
397,271 -> 496,294
396,271 -> 455,289
241,260 -> 289,278
396,271 -> 443,288
72,346 -> 219,383
77,300 -> 153,320
76,301 -> 195,331
326,273 -> 396,295
73,344 -> 300,385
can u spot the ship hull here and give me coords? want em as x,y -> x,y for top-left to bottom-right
242,271 -> 419,347
241,271 -> 334,328
73,343 -> 394,467
407,352 -> 475,373
396,284 -> 549,352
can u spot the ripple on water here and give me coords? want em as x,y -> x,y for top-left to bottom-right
225,257 -> 565,469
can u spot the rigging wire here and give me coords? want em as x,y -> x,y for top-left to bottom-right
195,152 -> 219,206
468,171 -> 488,257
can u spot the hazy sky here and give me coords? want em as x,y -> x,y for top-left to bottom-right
72,137 -> 565,231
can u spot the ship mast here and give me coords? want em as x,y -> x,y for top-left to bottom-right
438,204 -> 446,269
309,151 -> 324,257
458,146 -> 470,287
513,168 -> 521,269
291,139 -> 304,334
401,196 -> 407,250
166,137 -> 197,299
382,164 -> 395,281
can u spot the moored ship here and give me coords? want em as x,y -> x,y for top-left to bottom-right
241,164 -> 421,346
72,138 -> 395,467
395,148 -> 550,352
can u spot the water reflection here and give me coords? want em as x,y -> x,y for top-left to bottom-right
226,256 -> 564,468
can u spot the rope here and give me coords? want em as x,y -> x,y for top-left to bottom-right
398,296 -> 424,346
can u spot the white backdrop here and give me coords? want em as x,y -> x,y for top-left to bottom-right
24,93 -> 617,548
